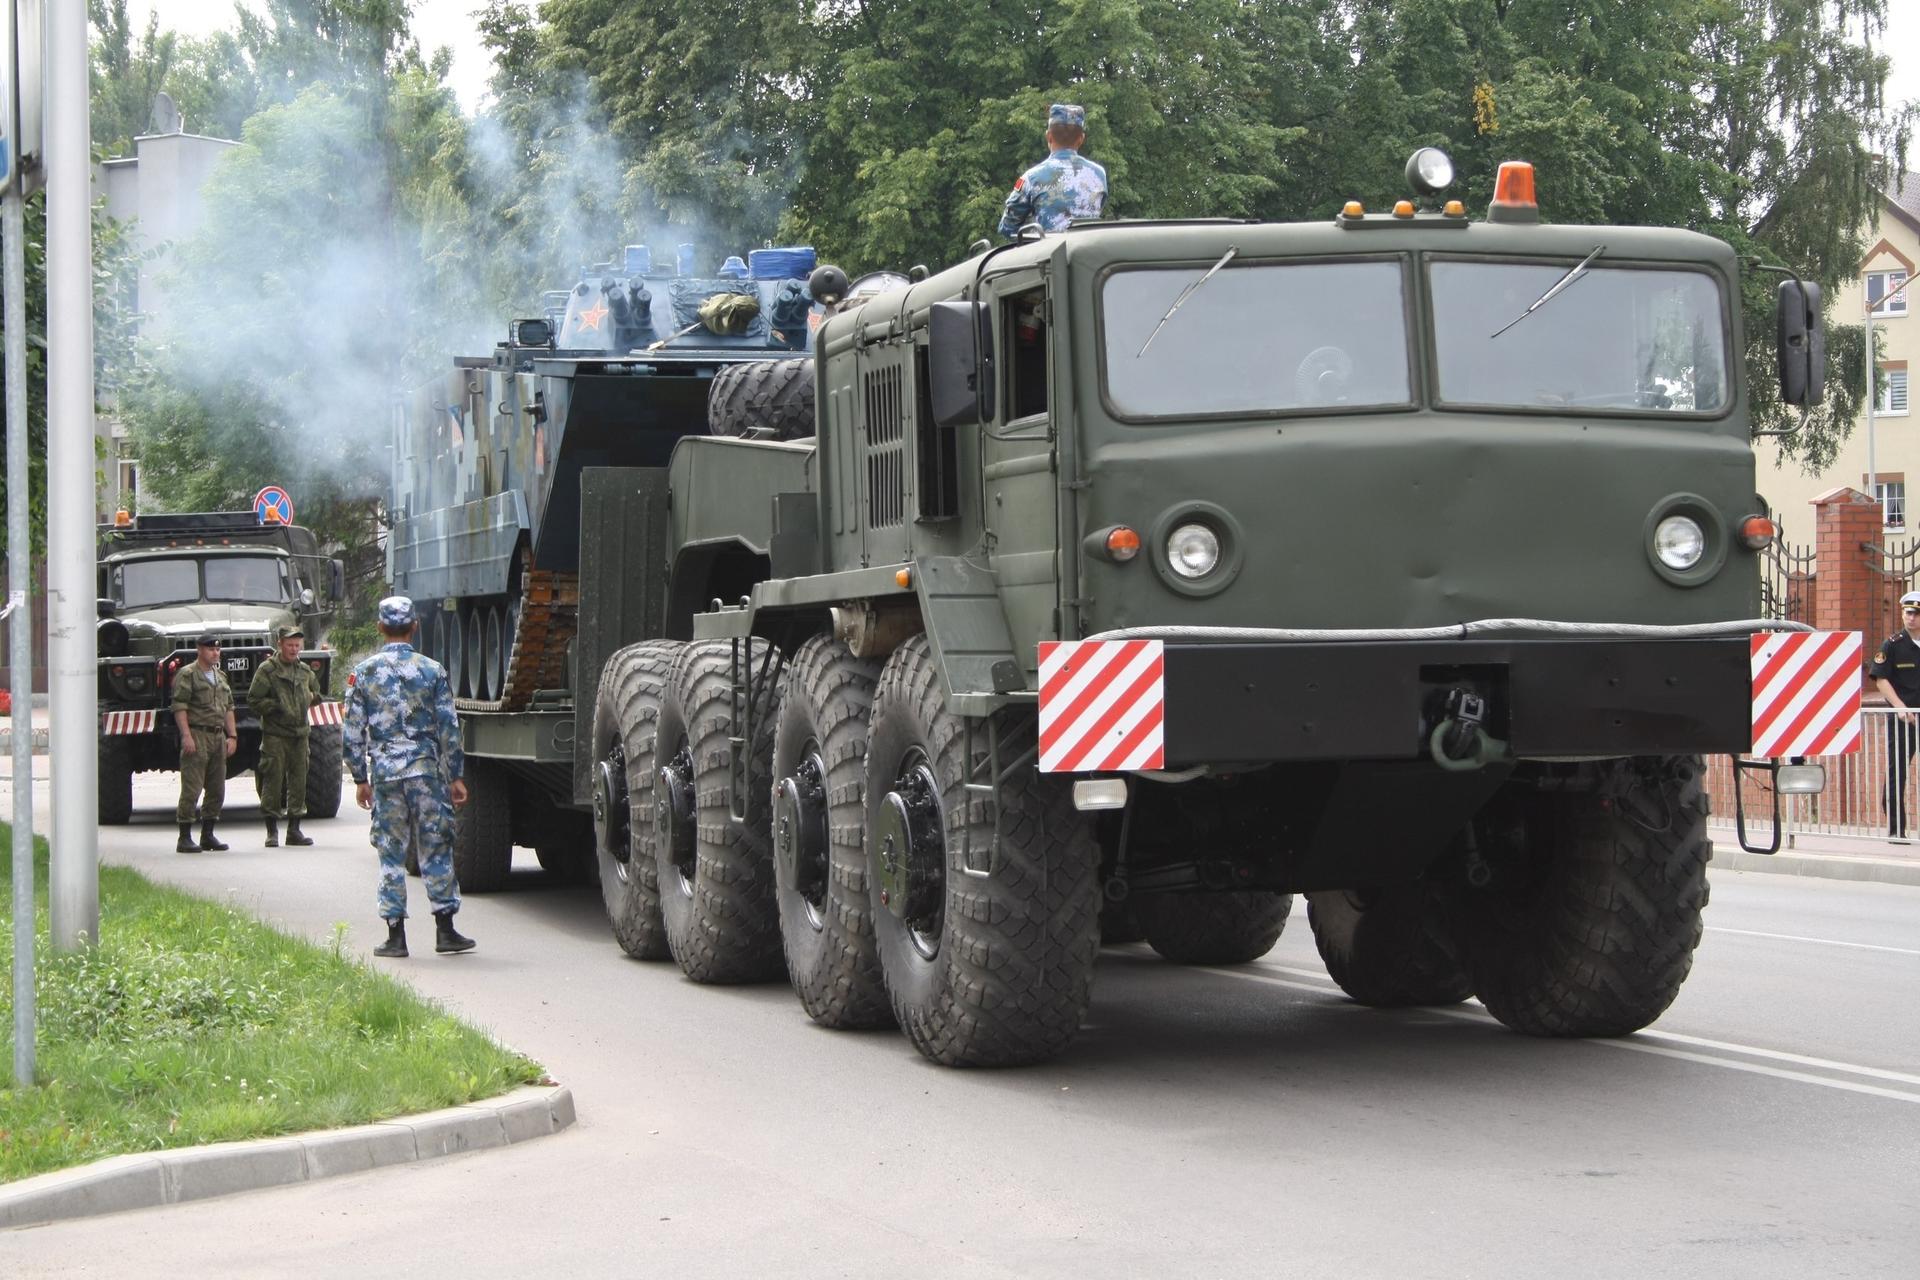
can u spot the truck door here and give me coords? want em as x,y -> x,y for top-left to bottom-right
983,273 -> 1059,680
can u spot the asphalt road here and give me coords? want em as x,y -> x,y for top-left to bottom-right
3,771 -> 1918,1278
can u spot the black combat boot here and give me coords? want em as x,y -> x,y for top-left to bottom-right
284,819 -> 314,847
373,918 -> 408,958
433,909 -> 476,954
198,819 -> 228,852
176,822 -> 198,853
264,817 -> 279,848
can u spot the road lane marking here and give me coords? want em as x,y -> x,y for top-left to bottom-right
1203,964 -> 1920,1105
1705,925 -> 1920,958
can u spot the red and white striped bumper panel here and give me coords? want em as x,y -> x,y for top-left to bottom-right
102,709 -> 158,735
308,702 -> 343,727
1038,639 -> 1166,773
1751,631 -> 1862,757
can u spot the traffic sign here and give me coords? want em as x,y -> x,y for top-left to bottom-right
253,486 -> 294,526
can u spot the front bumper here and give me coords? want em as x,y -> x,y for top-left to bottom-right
1159,637 -> 1750,766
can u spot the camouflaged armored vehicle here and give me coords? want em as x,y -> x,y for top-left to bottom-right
96,511 -> 347,824
393,156 -> 1844,1068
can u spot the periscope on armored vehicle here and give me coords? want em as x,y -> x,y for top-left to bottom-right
388,153 -> 1856,1068
96,506 -> 350,824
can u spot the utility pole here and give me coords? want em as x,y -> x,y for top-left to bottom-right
44,0 -> 94,951
4,0 -> 44,1085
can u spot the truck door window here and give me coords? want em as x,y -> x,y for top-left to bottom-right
1004,291 -> 1049,420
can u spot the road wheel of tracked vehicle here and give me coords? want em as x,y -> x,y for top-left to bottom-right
772,634 -> 891,1029
591,640 -> 681,960
654,638 -> 785,983
864,635 -> 1101,1067
709,359 -> 816,441
1136,891 -> 1292,966
465,607 -> 489,701
482,606 -> 505,705
304,725 -> 344,819
1306,879 -> 1471,1007
98,736 -> 134,826
454,757 -> 515,893
445,609 -> 466,698
1457,755 -> 1710,1037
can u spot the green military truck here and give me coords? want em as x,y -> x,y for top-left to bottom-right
404,153 -> 1840,1067
96,511 -> 348,824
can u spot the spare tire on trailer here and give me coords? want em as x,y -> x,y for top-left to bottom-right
709,358 -> 816,441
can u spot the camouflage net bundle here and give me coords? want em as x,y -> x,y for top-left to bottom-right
697,292 -> 762,335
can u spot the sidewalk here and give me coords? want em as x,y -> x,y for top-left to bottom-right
1710,826 -> 1920,887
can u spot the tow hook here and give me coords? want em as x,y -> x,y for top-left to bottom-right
1430,688 -> 1510,772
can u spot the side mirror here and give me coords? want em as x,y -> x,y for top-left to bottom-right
301,586 -> 316,608
96,597 -> 118,619
1777,279 -> 1826,406
329,559 -> 345,601
928,300 -> 996,428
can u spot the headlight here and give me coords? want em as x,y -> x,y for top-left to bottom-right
1167,523 -> 1221,579
1654,515 -> 1706,570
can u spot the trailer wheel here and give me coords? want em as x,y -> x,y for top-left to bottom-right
1459,755 -> 1710,1037
1136,891 -> 1292,966
304,725 -> 344,819
772,634 -> 891,1029
590,642 -> 679,958
454,757 -> 515,893
864,635 -> 1100,1066
99,736 -> 134,826
1306,880 -> 1471,1007
709,359 -> 816,441
654,638 -> 785,983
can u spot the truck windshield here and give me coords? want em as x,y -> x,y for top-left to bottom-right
204,557 -> 288,603
117,559 -> 200,607
1100,260 -> 1411,418
1429,260 -> 1729,414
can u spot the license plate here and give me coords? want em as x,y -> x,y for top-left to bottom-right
226,656 -> 250,673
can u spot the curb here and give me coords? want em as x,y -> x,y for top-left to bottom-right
1712,844 -> 1920,887
0,1084 -> 575,1232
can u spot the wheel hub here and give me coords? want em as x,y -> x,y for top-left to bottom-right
773,750 -> 829,927
655,742 -> 696,892
872,758 -> 945,957
592,748 -> 628,864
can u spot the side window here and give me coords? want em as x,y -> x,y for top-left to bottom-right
1003,289 -> 1049,420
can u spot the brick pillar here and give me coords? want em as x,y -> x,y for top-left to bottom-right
1812,486 -> 1886,653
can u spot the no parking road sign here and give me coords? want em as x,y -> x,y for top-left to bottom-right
253,485 -> 294,526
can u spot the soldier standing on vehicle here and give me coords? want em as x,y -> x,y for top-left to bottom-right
249,624 -> 320,848
172,635 -> 237,853
998,103 -> 1107,238
343,596 -> 475,957
1870,590 -> 1920,843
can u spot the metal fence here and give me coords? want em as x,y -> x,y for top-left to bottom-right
1705,705 -> 1916,846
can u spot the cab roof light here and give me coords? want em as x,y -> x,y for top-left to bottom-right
114,509 -> 131,526
1341,200 -> 1364,218
1392,200 -> 1415,218
1488,161 -> 1540,224
1443,199 -> 1466,217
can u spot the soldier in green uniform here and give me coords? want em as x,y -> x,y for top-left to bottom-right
249,624 -> 320,847
173,635 -> 238,853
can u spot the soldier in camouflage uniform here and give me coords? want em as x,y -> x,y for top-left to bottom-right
248,623 -> 320,848
997,103 -> 1107,238
343,596 -> 475,957
172,635 -> 238,853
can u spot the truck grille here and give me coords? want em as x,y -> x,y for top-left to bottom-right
864,365 -> 905,528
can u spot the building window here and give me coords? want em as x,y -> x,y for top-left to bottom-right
1869,269 -> 1909,317
118,459 -> 139,505
1876,366 -> 1909,416
1878,479 -> 1907,530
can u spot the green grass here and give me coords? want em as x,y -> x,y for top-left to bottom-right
0,825 -> 543,1183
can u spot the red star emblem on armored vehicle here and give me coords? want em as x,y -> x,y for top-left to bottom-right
576,300 -> 610,331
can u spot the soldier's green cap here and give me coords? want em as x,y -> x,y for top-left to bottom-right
277,623 -> 305,642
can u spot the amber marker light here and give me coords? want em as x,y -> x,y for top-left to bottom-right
1342,200 -> 1364,217
1491,161 -> 1537,209
1107,527 -> 1142,562
1393,200 -> 1415,218
1444,199 -> 1466,216
894,567 -> 913,588
114,509 -> 131,526
1740,515 -> 1777,550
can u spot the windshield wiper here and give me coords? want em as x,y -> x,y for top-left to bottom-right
1489,245 -> 1605,339
1137,246 -> 1238,357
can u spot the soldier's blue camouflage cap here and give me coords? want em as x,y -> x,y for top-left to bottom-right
378,596 -> 416,628
1048,103 -> 1086,129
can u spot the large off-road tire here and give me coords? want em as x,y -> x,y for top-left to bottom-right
591,641 -> 679,961
1099,895 -> 1148,946
1459,755 -> 1710,1037
1136,891 -> 1292,966
1306,879 -> 1471,1007
98,737 -> 134,826
771,634 -> 891,1029
654,638 -> 785,983
535,811 -> 596,885
864,635 -> 1100,1067
453,757 -> 515,893
304,725 -> 344,819
708,358 -> 816,441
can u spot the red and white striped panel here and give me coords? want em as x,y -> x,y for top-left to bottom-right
1038,640 -> 1166,773
102,709 -> 157,735
1751,631 -> 1862,757
308,701 -> 343,727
